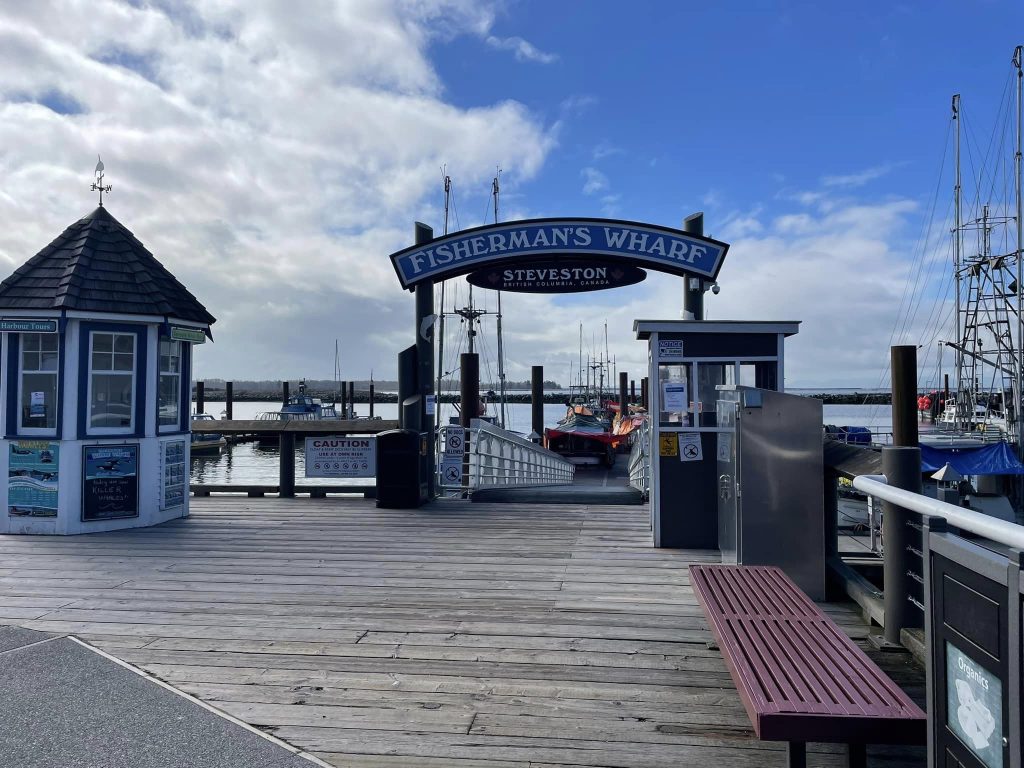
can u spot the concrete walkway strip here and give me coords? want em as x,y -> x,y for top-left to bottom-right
0,632 -> 329,768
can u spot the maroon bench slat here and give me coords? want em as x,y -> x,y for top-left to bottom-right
690,564 -> 926,746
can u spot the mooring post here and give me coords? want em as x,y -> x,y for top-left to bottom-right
460,353 -> 479,492
195,380 -> 205,415
630,379 -> 636,405
349,381 -> 355,418
282,381 -> 289,407
340,381 -> 347,418
891,345 -> 919,446
682,212 -> 705,321
641,377 -> 649,411
414,222 -> 436,498
619,371 -> 628,419
225,381 -> 233,420
398,346 -> 418,430
279,431 -> 295,498
881,446 -> 923,644
369,381 -> 375,418
531,365 -> 544,441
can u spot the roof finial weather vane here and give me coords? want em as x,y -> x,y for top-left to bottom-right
91,155 -> 111,207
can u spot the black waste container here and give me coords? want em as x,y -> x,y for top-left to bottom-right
376,428 -> 428,508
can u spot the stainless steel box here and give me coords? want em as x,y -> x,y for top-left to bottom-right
716,386 -> 825,599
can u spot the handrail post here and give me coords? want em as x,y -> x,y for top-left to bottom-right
881,446 -> 923,644
279,431 -> 296,498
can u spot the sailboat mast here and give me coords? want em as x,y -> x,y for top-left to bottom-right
493,169 -> 507,429
1014,45 -> 1023,453
953,93 -> 966,430
436,173 -> 451,423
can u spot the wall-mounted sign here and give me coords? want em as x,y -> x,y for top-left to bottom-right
161,440 -> 187,510
946,642 -> 1003,767
305,437 -> 376,478
662,381 -> 688,412
0,318 -> 57,333
8,441 -> 59,518
82,445 -> 139,521
170,326 -> 207,344
678,433 -> 703,462
389,218 -> 729,290
658,339 -> 684,359
658,434 -> 678,457
440,456 -> 463,485
466,259 -> 646,293
445,428 -> 466,455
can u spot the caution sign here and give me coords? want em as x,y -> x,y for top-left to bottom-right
678,433 -> 703,462
659,434 -> 678,457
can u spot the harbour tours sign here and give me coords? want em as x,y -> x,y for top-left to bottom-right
388,218 -> 729,290
466,259 -> 646,293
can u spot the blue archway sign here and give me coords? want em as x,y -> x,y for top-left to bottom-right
388,217 -> 729,290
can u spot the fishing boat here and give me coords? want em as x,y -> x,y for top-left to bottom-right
190,413 -> 226,453
256,380 -> 341,422
545,403 -> 618,466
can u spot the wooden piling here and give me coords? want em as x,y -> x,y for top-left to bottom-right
225,381 -> 233,420
531,365 -> 544,439
279,432 -> 295,498
195,381 -> 205,415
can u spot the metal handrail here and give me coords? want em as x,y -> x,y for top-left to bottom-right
853,473 -> 1024,550
437,420 -> 574,490
627,417 -> 651,497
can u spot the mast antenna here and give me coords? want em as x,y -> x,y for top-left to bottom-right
91,155 -> 112,206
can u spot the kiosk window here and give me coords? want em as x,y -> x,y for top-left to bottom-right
158,339 -> 181,428
89,332 -> 136,431
740,363 -> 757,387
19,333 -> 58,431
658,363 -> 692,427
697,363 -> 734,427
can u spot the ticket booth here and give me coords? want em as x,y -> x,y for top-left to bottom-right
633,320 -> 799,548
0,204 -> 215,534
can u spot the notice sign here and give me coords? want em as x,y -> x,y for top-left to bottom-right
161,440 -> 187,510
678,433 -> 703,462
445,428 -> 466,455
946,642 -> 1003,768
8,441 -> 59,518
82,445 -> 139,521
426,394 -> 436,416
658,339 -> 684,360
659,434 -> 678,457
662,381 -> 688,412
440,456 -> 463,485
305,437 -> 376,478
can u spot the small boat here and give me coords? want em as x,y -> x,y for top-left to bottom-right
256,381 -> 341,423
545,403 -> 619,466
191,413 -> 226,454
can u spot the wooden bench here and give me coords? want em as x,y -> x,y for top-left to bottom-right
689,564 -> 925,767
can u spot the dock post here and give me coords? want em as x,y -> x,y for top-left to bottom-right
682,212 -> 705,321
631,379 -> 636,405
460,353 -> 479,492
279,431 -> 295,498
340,381 -> 347,418
641,377 -> 649,411
369,381 -> 374,418
619,372 -> 628,417
195,380 -> 205,415
282,381 -> 289,407
398,346 -> 418,430
225,381 -> 233,420
891,345 -> 919,446
531,365 -> 544,440
414,222 -> 435,498
881,446 -> 923,644
348,381 -> 355,418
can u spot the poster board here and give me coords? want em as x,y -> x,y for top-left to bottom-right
161,440 -> 187,510
8,441 -> 59,518
82,445 -> 139,521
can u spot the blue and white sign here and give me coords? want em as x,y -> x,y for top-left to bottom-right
389,218 -> 729,290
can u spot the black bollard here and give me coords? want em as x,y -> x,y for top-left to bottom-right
279,432 -> 295,498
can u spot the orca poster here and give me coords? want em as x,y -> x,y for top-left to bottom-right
82,445 -> 139,521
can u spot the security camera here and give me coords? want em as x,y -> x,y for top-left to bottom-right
711,283 -> 721,295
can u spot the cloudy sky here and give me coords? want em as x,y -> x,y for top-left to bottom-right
1,0 -> 1022,388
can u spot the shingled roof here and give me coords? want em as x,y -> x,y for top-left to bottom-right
0,206 -> 216,326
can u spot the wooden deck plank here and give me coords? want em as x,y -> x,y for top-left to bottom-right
0,496 -> 925,767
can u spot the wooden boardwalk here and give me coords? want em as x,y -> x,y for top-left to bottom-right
0,498 -> 925,767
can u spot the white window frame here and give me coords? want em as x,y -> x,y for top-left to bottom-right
158,338 -> 182,432
17,332 -> 59,435
86,331 -> 137,436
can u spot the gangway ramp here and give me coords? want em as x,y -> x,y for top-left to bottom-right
471,458 -> 644,505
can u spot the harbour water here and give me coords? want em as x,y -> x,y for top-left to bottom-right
190,400 -> 894,486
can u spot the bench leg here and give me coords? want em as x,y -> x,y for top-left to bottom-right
846,743 -> 866,768
786,742 -> 806,768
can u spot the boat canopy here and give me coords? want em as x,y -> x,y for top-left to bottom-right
921,441 -> 1024,476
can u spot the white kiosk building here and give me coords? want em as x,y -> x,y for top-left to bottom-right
0,204 -> 215,534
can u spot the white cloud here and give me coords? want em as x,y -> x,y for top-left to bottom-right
0,0 -> 556,380
581,167 -> 609,195
485,35 -> 558,64
822,163 -> 896,188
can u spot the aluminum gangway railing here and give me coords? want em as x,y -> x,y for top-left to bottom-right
437,419 -> 574,492
627,416 -> 651,498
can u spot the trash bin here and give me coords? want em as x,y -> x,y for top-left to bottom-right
376,428 -> 428,508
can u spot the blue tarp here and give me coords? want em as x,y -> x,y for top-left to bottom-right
920,441 -> 1024,475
